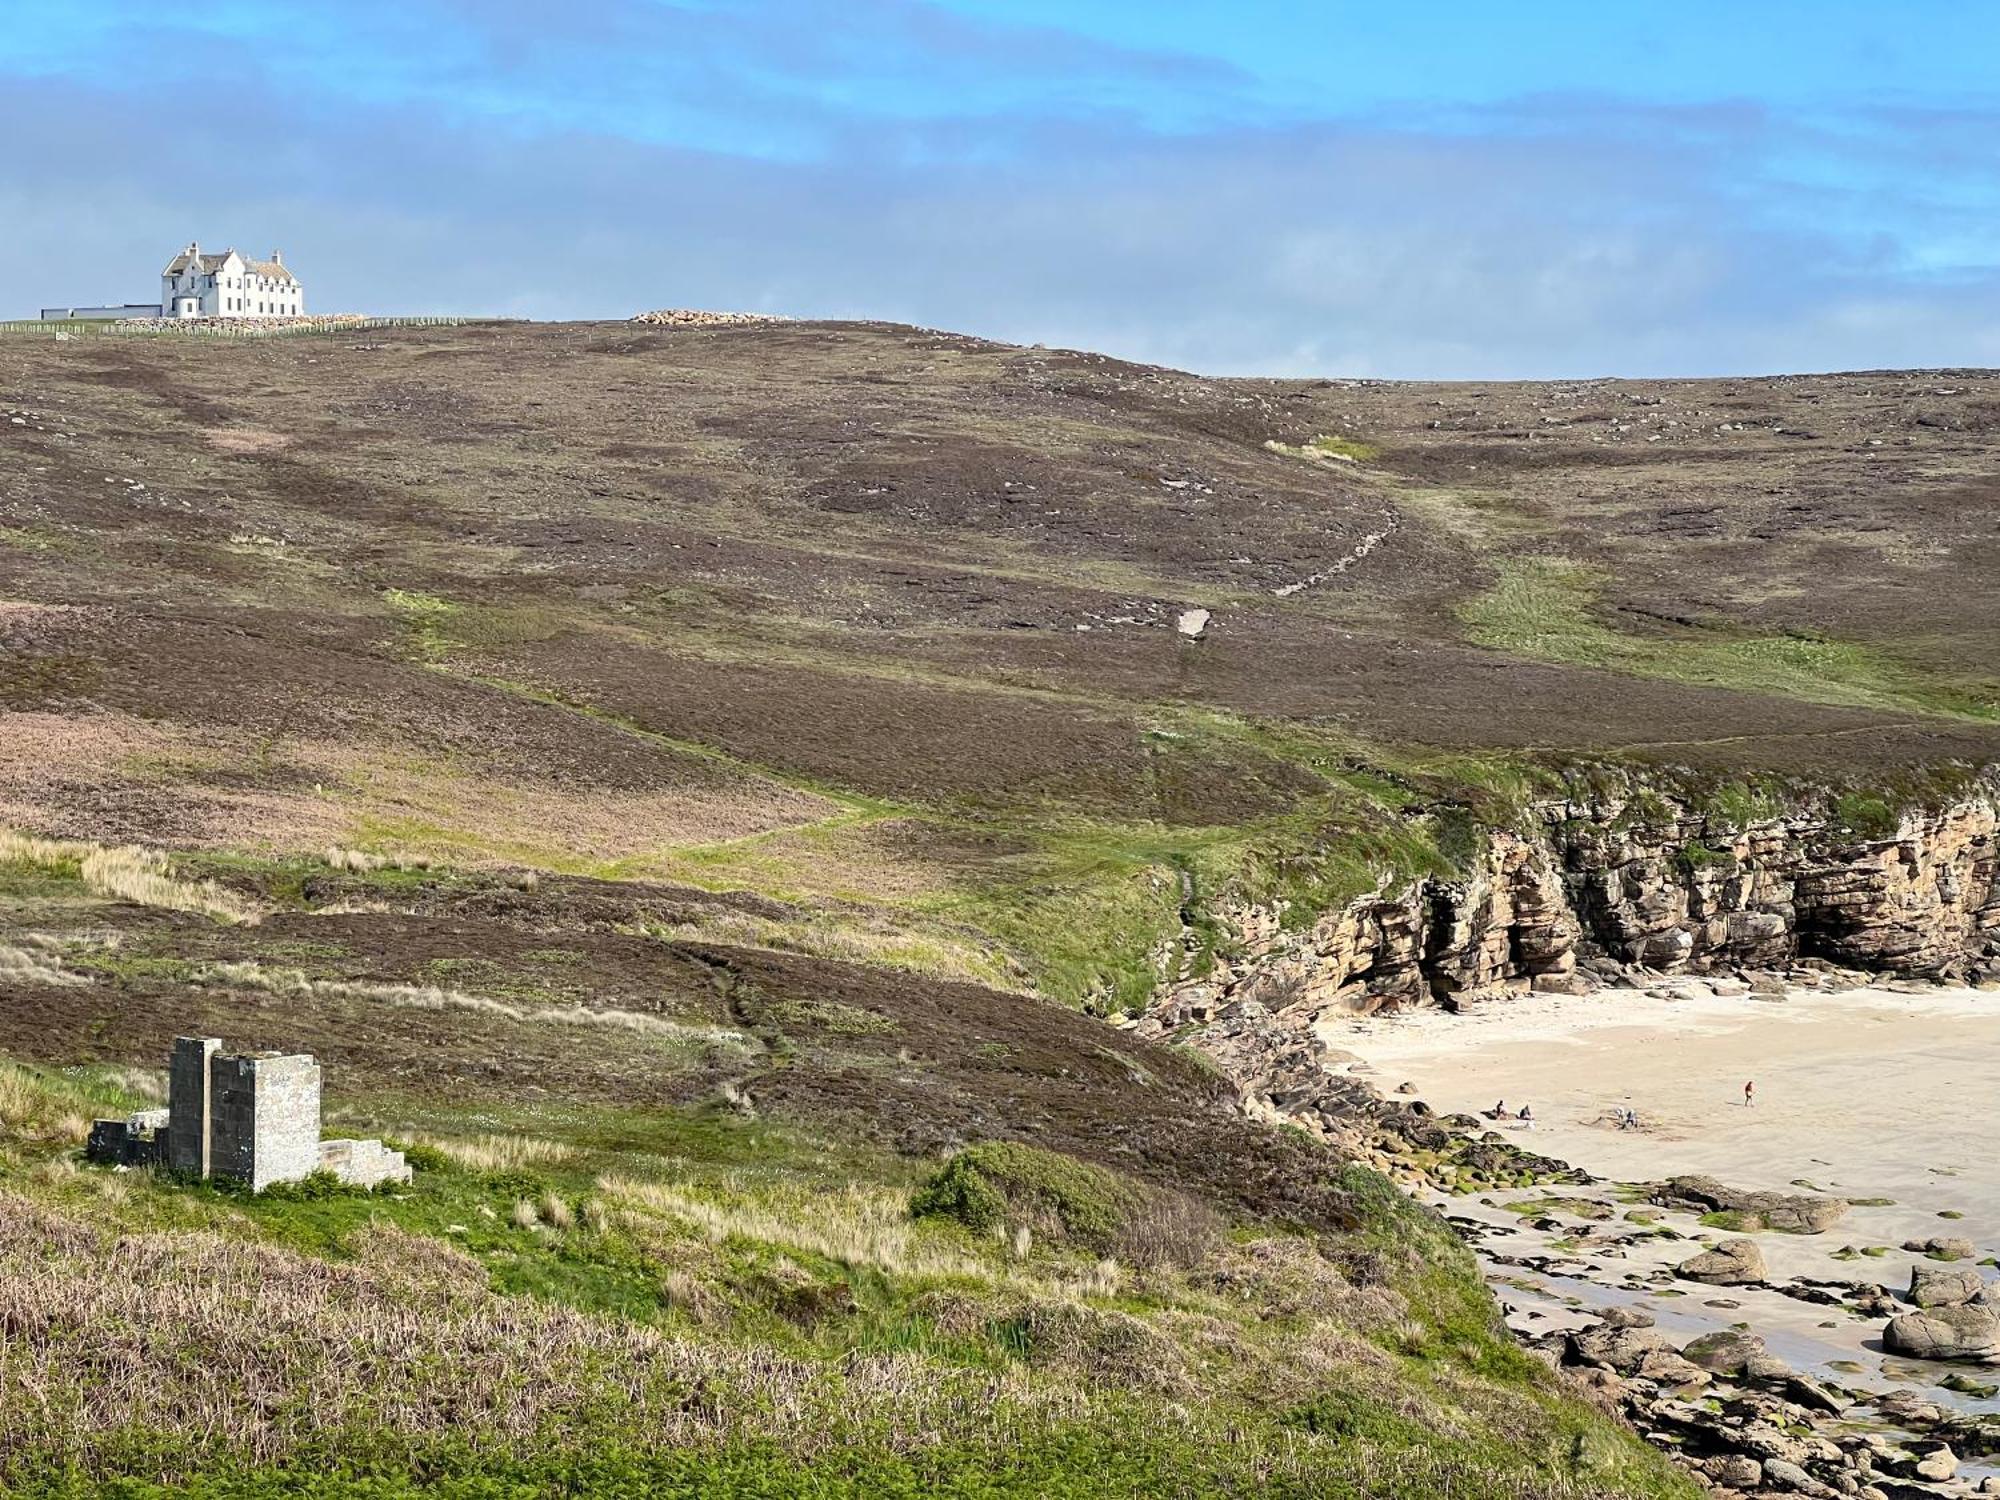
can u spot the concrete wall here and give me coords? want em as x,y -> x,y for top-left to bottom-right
210,1052 -> 321,1191
318,1137 -> 412,1188
90,1039 -> 409,1194
166,1037 -> 220,1175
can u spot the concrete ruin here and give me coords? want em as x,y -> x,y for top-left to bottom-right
87,1037 -> 411,1191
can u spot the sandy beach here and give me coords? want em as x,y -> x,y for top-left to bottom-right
1323,982 -> 2000,1421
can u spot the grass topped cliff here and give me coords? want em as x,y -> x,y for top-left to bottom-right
0,318 -> 1994,1494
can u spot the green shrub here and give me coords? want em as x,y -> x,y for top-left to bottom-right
911,1143 -> 1140,1250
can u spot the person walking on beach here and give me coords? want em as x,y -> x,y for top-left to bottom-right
1743,1080 -> 1755,1109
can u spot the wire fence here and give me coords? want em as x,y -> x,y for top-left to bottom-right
0,315 -> 492,339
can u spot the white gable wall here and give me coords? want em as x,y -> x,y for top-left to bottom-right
159,247 -> 305,319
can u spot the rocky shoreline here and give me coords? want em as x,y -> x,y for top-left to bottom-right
1126,777 -> 2000,1493
1136,973 -> 2000,1498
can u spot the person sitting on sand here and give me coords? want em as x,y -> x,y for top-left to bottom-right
1492,1100 -> 1506,1119
1621,1107 -> 1638,1130
1517,1104 -> 1533,1128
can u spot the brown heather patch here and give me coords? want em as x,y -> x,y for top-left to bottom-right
291,740 -> 840,870
0,602 -> 83,627
0,711 -> 832,867
0,712 -> 346,852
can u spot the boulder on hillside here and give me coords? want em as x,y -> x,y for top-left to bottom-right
1677,1237 -> 1767,1285
1884,1303 -> 2000,1360
1910,1263 -> 1986,1309
1651,1174 -> 1848,1234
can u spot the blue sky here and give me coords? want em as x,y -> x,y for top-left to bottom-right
5,0 -> 1999,376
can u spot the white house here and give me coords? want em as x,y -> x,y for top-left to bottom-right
41,242 -> 306,321
160,243 -> 303,318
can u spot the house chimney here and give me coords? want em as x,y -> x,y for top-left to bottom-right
271,250 -> 282,264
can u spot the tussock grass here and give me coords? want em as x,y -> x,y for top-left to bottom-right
1264,435 -> 1381,465
0,1065 -> 105,1150
416,1132 -> 577,1172
603,1175 -> 986,1280
0,830 -> 261,924
322,846 -> 432,873
0,1195 -> 1117,1484
0,943 -> 89,987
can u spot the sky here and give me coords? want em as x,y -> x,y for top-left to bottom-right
5,0 -> 1999,378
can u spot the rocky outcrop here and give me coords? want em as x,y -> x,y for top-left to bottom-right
1910,1264 -> 1987,1309
1676,1238 -> 1767,1286
1884,1303 -> 1999,1359
1649,1175 -> 1848,1235
1147,779 -> 2000,1034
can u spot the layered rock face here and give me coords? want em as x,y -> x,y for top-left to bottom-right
1148,783 -> 2000,1037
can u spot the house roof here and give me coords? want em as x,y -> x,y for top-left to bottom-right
161,246 -> 298,283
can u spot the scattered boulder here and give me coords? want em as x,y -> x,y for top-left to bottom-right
1759,1457 -> 1835,1496
1681,1328 -> 1767,1376
1598,1304 -> 1655,1329
1908,1440 -> 1958,1482
1567,1323 -> 1673,1375
1909,1263 -> 1985,1308
1743,1352 -> 1793,1382
1703,1454 -> 1763,1488
630,308 -> 791,327
1884,1303 -> 2000,1359
1784,1375 -> 1845,1415
1677,1237 -> 1766,1285
1634,1349 -> 1711,1389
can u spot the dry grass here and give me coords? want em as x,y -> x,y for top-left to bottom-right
193,960 -> 753,1049
415,1132 -> 577,1172
0,829 -> 261,924
206,427 -> 291,454
0,943 -> 89,988
0,1067 -> 92,1149
323,846 -> 432,873
601,1175 -> 987,1280
306,741 -> 841,870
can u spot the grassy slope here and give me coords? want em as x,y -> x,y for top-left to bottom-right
0,1049 -> 1689,1500
1,323 -> 1994,1495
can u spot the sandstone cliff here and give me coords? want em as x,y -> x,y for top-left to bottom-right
1141,779 -> 2000,1071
